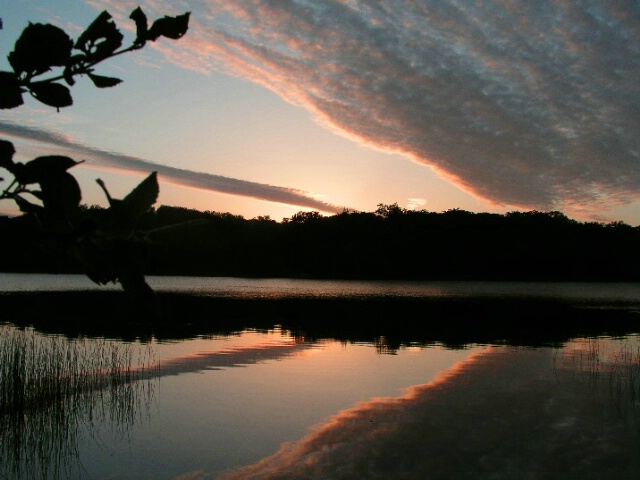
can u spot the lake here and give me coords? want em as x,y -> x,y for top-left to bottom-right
1,274 -> 640,479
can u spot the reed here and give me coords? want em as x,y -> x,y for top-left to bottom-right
566,335 -> 640,423
0,325 -> 158,480
575,337 -> 601,388
609,337 -> 640,420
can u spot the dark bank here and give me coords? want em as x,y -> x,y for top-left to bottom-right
2,282 -> 640,348
3,205 -> 640,282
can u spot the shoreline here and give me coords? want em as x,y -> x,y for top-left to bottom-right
1,290 -> 639,347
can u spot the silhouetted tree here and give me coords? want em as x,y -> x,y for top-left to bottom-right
375,202 -> 405,218
131,205 -> 640,281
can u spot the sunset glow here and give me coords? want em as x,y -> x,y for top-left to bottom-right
2,1 -> 639,223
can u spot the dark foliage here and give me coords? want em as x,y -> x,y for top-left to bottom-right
0,8 -> 189,300
3,204 -> 639,282
141,204 -> 640,281
1,9 -> 189,110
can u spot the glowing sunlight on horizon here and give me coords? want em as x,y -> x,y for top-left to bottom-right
2,1 -> 640,224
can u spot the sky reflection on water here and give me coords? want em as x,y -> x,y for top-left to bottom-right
222,338 -> 640,480
2,325 -> 639,479
2,275 -> 640,478
139,330 -> 483,479
1,326 -> 484,479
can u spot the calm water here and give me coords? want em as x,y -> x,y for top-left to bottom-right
1,274 -> 640,479
4,273 -> 640,302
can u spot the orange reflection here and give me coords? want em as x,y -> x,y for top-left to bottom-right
221,348 -> 490,479
222,345 -> 640,479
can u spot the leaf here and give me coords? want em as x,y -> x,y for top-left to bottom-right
87,73 -> 122,88
75,11 -> 123,61
130,7 -> 148,47
147,12 -> 190,41
28,155 -> 79,171
0,139 -> 17,173
63,66 -> 75,86
14,194 -> 44,215
39,171 -> 82,213
18,155 -> 81,184
74,238 -> 119,285
29,82 -> 73,111
63,55 -> 87,86
29,190 -> 44,201
122,171 -> 159,221
118,267 -> 155,301
111,238 -> 155,300
8,23 -> 73,76
0,71 -> 24,109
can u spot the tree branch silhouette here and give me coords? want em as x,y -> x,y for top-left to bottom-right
0,8 -> 190,302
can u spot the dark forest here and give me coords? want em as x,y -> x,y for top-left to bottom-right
2,203 -> 638,282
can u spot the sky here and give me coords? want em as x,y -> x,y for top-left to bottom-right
1,1 -> 640,223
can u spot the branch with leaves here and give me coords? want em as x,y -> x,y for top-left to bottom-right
0,8 -> 190,302
0,8 -> 189,110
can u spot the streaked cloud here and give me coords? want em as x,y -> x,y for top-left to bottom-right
0,121 -> 342,213
149,0 -> 640,215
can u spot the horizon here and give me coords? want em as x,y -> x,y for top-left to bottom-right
2,1 -> 640,224
2,200 -> 637,227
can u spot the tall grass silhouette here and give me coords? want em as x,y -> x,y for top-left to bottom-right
609,338 -> 640,420
567,336 -> 640,424
0,325 -> 157,479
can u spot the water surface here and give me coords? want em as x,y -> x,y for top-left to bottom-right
1,274 -> 639,478
3,273 -> 640,302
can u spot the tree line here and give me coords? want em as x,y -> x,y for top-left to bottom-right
2,203 -> 639,282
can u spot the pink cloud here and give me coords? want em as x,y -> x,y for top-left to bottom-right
145,1 -> 640,217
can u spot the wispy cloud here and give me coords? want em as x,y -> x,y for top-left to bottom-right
153,0 -> 640,215
0,121 -> 343,213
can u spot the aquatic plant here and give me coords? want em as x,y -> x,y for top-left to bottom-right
566,336 -> 640,424
0,325 -> 157,479
609,338 -> 640,419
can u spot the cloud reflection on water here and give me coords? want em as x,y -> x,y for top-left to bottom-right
156,340 -> 316,377
220,344 -> 640,479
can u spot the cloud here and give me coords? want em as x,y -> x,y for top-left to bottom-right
406,197 -> 426,210
0,121 -> 343,213
165,0 -> 640,214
